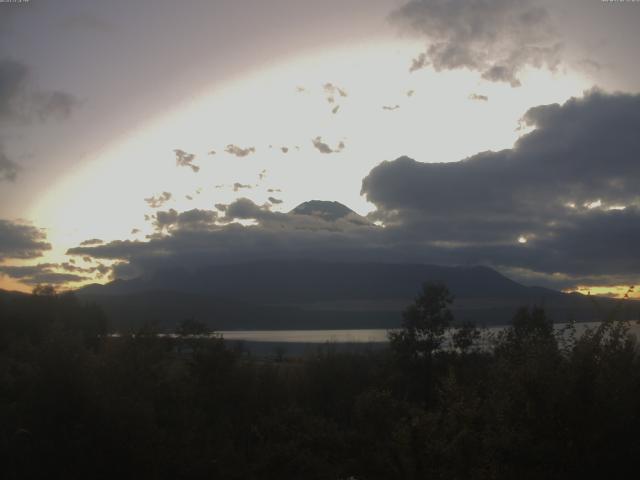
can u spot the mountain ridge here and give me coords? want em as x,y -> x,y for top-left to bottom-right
69,260 -> 638,330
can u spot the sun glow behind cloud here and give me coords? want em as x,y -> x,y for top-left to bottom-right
19,39 -> 591,291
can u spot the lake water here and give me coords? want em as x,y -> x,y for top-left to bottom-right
219,321 -> 640,344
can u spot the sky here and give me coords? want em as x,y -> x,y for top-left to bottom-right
1,0 -> 640,297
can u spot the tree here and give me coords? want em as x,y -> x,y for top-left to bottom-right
452,321 -> 481,354
495,306 -> 556,360
175,317 -> 209,337
389,282 -> 454,361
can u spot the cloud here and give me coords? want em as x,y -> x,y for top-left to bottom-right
33,91 -> 79,121
392,0 -> 562,86
322,83 -> 347,113
225,144 -> 256,157
312,137 -> 345,154
0,263 -> 89,286
469,93 -> 489,101
268,197 -> 283,205
154,208 -> 218,231
409,53 -> 428,73
144,191 -> 172,208
0,58 -> 79,123
361,90 -> 640,286
0,145 -> 19,182
174,149 -> 199,172
324,83 -> 348,98
61,90 -> 640,290
0,219 -> 51,261
66,199 -> 378,276
79,238 -> 103,246
281,146 -> 289,153
0,59 -> 30,122
383,104 -> 400,111
233,182 -> 252,192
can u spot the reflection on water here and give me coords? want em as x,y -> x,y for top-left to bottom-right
219,321 -> 640,344
219,329 -> 389,343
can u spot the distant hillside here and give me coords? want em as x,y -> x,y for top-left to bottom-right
78,261 -> 551,301
290,200 -> 366,222
75,261 -> 640,331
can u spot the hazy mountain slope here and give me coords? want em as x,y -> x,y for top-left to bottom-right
79,261 -> 550,302
73,261 -> 639,331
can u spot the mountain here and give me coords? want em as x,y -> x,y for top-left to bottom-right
80,261 -> 551,301
75,260 -> 638,331
290,200 -> 370,225
291,200 -> 360,221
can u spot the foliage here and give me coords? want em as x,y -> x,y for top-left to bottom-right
1,284 -> 639,479
388,282 -> 454,360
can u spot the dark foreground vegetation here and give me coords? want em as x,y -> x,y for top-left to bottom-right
1,284 -> 640,479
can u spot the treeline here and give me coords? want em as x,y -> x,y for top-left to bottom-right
1,284 -> 640,479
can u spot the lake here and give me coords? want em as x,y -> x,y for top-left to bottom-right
219,320 -> 640,344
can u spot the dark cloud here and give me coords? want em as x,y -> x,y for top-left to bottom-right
225,144 -> 256,157
224,198 -> 272,222
33,90 -> 79,121
0,59 -> 30,122
0,145 -> 19,182
79,238 -> 103,246
312,137 -> 345,154
267,188 -> 282,193
60,90 -> 640,290
0,264 -> 88,286
174,149 -> 199,172
409,53 -> 428,73
392,0 -> 561,86
332,105 -> 340,115
154,208 -> 218,231
469,93 -> 489,101
281,146 -> 289,153
59,261 -> 107,275
382,104 -> 400,111
0,219 -> 51,261
67,198 -> 380,278
0,263 -> 89,286
144,191 -> 172,208
268,197 -> 283,205
0,58 -> 79,124
406,90 -> 415,97
361,90 -> 640,286
258,169 -> 267,181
